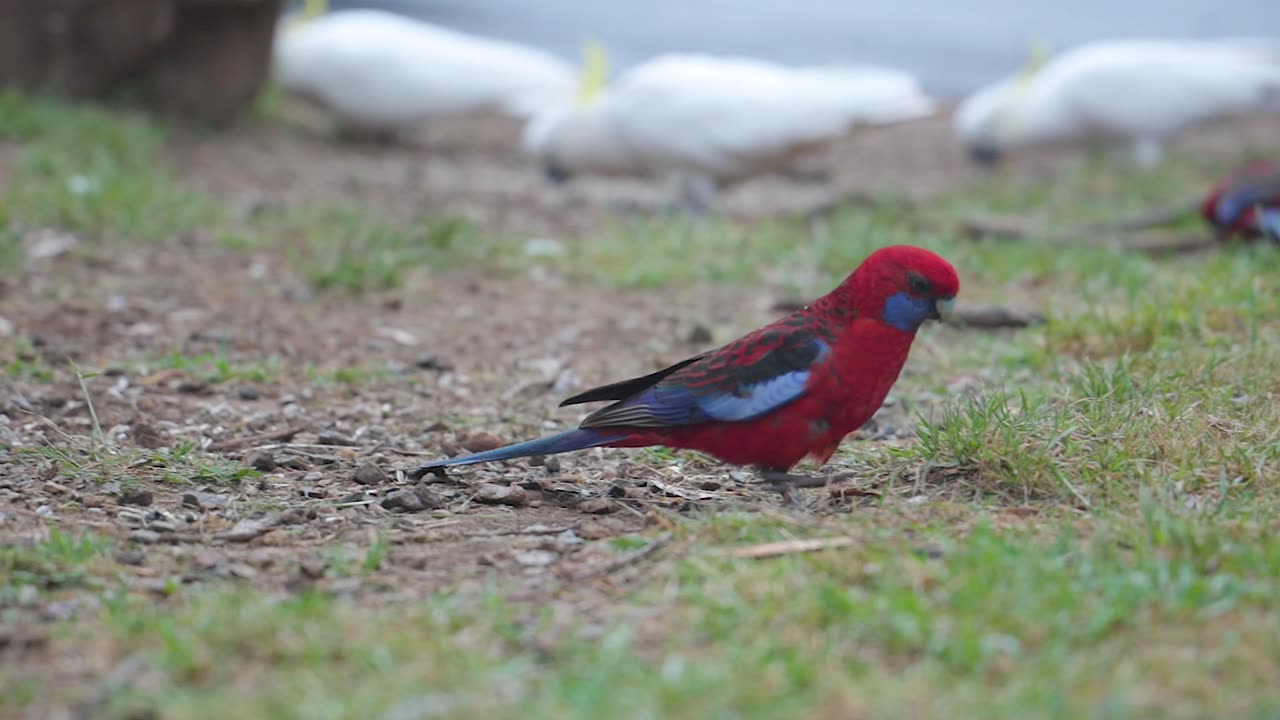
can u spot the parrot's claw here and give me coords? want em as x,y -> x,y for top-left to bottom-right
756,470 -> 858,504
408,464 -> 450,481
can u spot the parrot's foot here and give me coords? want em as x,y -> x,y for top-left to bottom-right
757,469 -> 857,504
666,173 -> 719,215
407,464 -> 450,481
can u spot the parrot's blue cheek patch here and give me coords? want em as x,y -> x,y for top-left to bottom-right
1216,195 -> 1244,225
883,292 -> 933,331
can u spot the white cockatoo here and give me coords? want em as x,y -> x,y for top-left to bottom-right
955,38 -> 1280,167
272,2 -> 577,137
522,45 -> 937,209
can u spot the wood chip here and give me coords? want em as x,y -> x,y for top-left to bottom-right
215,514 -> 282,543
724,536 -> 856,559
952,305 -> 1045,329
572,533 -> 673,580
207,425 -> 306,452
648,478 -> 718,500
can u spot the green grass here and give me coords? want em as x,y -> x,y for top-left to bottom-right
0,90 -> 493,292
3,89 -> 1268,297
133,348 -> 401,387
26,440 -> 260,487
0,90 -> 223,245
4,88 -> 1280,718
1,529 -> 112,604
148,347 -> 284,385
21,508 -> 1280,719
260,203 -> 485,292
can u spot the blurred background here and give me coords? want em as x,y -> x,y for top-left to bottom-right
340,0 -> 1279,95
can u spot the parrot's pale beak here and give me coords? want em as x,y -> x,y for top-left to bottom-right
969,143 -> 1002,168
932,296 -> 956,322
544,161 -> 573,184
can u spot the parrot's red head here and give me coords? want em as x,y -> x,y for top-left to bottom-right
838,245 -> 960,333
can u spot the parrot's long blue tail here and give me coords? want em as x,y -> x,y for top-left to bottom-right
413,428 -> 623,473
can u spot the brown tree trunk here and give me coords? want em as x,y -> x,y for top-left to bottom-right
0,0 -> 283,125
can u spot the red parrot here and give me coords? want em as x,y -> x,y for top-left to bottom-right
414,245 -> 959,488
1200,161 -> 1280,239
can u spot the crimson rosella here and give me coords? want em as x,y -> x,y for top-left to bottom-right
1200,161 -> 1280,239
414,245 -> 959,489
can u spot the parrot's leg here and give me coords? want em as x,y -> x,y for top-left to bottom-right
408,465 -> 450,480
665,173 -> 718,215
757,468 -> 857,503
1130,136 -> 1164,169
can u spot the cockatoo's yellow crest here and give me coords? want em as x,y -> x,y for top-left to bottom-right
997,39 -> 1051,138
286,0 -> 328,29
1016,40 -> 1051,86
576,39 -> 611,107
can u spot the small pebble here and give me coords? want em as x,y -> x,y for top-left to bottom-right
248,451 -> 276,472
317,431 -> 357,447
176,380 -> 208,395
182,492 -> 229,511
115,548 -> 146,566
237,386 -> 260,400
381,488 -> 443,513
117,487 -> 153,507
381,491 -> 422,513
513,550 -> 558,567
276,455 -> 310,471
299,486 -> 327,499
336,491 -> 366,504
128,529 -> 161,545
687,324 -> 713,344
191,550 -> 222,571
577,521 -> 615,540
462,431 -> 504,453
415,353 -> 450,370
544,456 -> 561,474
579,498 -> 620,515
556,529 -> 584,546
299,558 -> 328,579
476,483 -> 527,507
351,463 -> 387,485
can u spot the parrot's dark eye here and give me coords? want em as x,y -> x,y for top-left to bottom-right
907,272 -> 932,295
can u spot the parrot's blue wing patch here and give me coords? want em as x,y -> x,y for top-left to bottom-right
578,336 -> 831,429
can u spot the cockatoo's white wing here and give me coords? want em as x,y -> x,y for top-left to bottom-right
956,39 -> 1280,150
273,10 -> 576,127
603,55 -> 934,179
1049,41 -> 1280,136
401,20 -> 578,117
799,65 -> 937,124
952,77 -> 1018,142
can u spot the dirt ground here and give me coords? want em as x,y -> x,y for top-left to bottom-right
2,106 -> 1278,703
